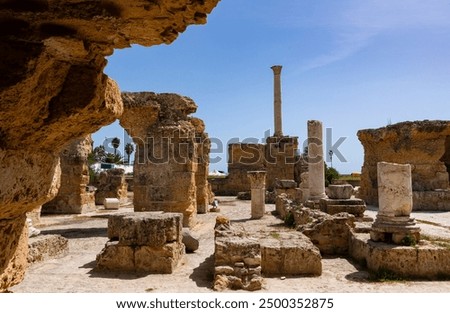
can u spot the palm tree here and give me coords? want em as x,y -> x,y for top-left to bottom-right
111,137 -> 120,156
124,143 -> 134,165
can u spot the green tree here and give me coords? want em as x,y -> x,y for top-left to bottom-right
325,163 -> 340,186
88,145 -> 106,164
124,143 -> 134,165
105,152 -> 123,164
112,137 -> 120,156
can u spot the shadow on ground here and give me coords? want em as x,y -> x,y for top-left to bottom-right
41,227 -> 107,239
189,254 -> 214,289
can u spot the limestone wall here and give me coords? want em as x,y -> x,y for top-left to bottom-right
357,120 -> 450,210
211,137 -> 298,196
0,0 -> 219,291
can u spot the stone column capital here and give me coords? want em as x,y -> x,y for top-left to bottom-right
247,171 -> 267,189
271,65 -> 282,75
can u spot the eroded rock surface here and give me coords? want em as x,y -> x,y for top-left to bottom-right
0,0 -> 219,291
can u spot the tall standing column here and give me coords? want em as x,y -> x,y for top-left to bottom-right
307,120 -> 326,200
271,65 -> 283,137
247,171 -> 267,219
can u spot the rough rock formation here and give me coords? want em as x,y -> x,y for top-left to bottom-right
120,92 -> 210,227
0,0 -> 219,291
358,120 -> 450,210
42,135 -> 95,214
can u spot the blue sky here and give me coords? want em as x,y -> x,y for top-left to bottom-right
94,0 -> 450,174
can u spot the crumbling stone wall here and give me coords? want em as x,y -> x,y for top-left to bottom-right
42,135 -> 95,214
211,136 -> 298,195
358,120 -> 450,210
0,0 -> 219,291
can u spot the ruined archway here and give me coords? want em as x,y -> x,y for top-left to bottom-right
0,0 -> 220,291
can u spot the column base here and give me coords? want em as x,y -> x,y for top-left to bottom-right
370,215 -> 421,244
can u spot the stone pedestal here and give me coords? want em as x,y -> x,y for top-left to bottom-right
320,184 -> 366,217
247,171 -> 267,219
370,162 -> 420,244
96,212 -> 185,274
307,120 -> 326,201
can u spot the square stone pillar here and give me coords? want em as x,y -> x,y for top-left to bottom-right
121,92 -> 204,228
133,126 -> 197,228
307,120 -> 326,201
370,162 -> 420,244
42,135 -> 96,214
247,171 -> 266,219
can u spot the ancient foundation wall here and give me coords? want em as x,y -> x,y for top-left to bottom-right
210,137 -> 298,196
358,120 -> 450,210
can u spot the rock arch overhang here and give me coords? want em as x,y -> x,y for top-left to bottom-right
0,0 -> 220,291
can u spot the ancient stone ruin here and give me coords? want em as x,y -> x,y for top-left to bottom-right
358,120 -> 450,210
306,120 -> 327,203
0,0 -> 220,292
247,171 -> 267,219
213,216 -> 321,291
120,92 -> 211,228
93,168 -> 128,205
370,162 -> 420,244
96,212 -> 185,274
320,184 -> 366,217
2,0 -> 450,294
210,66 -> 299,195
42,135 -> 95,214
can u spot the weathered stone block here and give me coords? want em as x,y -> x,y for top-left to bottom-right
134,242 -> 185,274
260,233 -> 322,276
104,198 -> 120,210
326,184 -> 354,199
350,233 -> 450,279
319,198 -> 366,217
300,213 -> 355,255
96,242 -> 135,272
107,212 -> 182,247
28,235 -> 69,264
215,236 -> 260,266
182,228 -> 199,252
275,180 -> 297,189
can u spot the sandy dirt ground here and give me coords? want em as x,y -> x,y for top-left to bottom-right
10,196 -> 450,293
